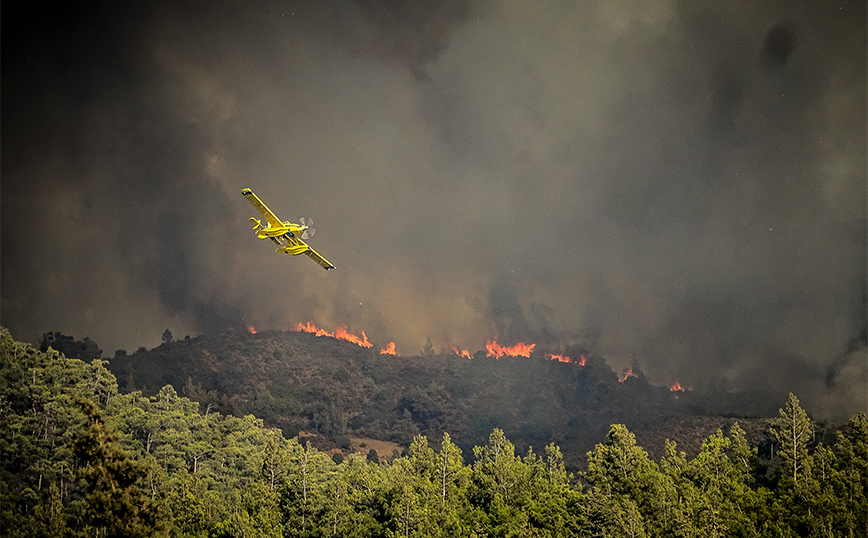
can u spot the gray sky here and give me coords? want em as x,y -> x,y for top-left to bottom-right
2,0 -> 865,419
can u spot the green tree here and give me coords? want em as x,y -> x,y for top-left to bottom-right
73,397 -> 164,537
160,470 -> 208,537
384,454 -> 432,538
658,439 -> 691,535
728,422 -> 760,483
436,433 -> 468,508
283,440 -> 331,536
29,483 -> 66,537
685,430 -> 763,537
472,429 -> 525,506
329,453 -> 382,537
522,443 -> 585,536
770,392 -> 812,488
212,480 -> 282,538
262,429 -> 289,491
434,432 -> 471,536
469,429 -> 532,535
161,329 -> 173,345
1,328 -> 106,536
805,413 -> 868,536
584,424 -> 662,537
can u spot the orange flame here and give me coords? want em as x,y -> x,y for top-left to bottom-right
296,322 -> 373,348
545,353 -> 586,365
296,321 -> 332,337
335,326 -> 372,348
380,342 -> 397,355
247,325 -> 257,334
486,338 -> 536,359
670,380 -> 685,392
619,368 -> 638,382
450,345 -> 472,359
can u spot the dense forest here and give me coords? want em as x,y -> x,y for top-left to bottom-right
2,327 -> 866,537
103,329 -> 785,468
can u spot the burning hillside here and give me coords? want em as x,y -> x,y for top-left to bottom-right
296,321 -> 373,348
486,338 -> 536,358
547,353 -> 586,365
104,328 -> 785,471
450,345 -> 472,359
292,320 -> 703,397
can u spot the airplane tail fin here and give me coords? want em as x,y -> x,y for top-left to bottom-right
250,217 -> 264,232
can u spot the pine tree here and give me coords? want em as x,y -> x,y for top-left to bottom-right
73,397 -> 164,537
470,429 -> 533,535
770,393 -> 812,488
436,432 -> 471,535
584,424 -> 662,537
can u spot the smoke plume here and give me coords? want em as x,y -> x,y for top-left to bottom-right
2,0 -> 865,419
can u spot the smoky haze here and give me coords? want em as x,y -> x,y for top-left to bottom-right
2,0 -> 865,419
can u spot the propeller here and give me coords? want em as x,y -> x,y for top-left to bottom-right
299,217 -> 316,240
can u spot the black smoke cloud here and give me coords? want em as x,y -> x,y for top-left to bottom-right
2,0 -> 865,419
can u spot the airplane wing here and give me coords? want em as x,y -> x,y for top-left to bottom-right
285,234 -> 336,270
304,246 -> 336,270
241,188 -> 285,228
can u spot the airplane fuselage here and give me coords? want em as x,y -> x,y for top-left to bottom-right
250,218 -> 310,239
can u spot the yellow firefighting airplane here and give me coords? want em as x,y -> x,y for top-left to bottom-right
241,188 -> 335,270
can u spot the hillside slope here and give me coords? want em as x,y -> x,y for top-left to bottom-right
108,330 -> 776,466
